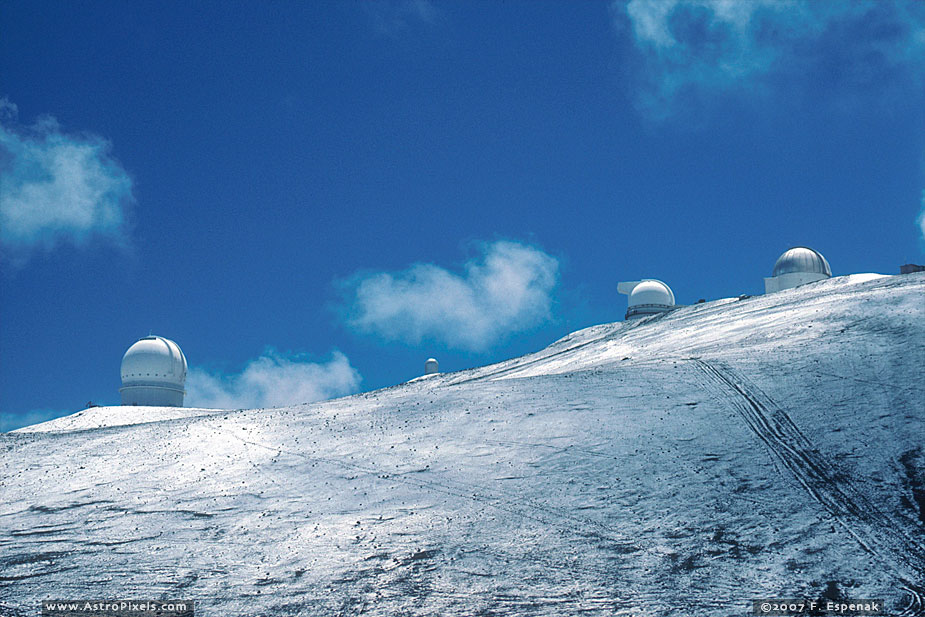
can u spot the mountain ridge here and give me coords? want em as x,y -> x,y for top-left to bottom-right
2,272 -> 923,616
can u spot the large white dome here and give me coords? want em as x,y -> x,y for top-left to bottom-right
121,336 -> 187,385
772,247 -> 831,278
617,279 -> 677,320
120,336 -> 187,406
628,279 -> 675,308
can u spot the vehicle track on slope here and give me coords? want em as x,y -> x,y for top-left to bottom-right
446,318 -> 655,386
693,359 -> 925,616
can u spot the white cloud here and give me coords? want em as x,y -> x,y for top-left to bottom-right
615,0 -> 925,117
185,350 -> 361,410
918,190 -> 925,242
367,0 -> 438,36
342,240 -> 559,352
0,98 -> 134,258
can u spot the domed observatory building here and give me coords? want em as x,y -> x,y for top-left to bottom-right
617,279 -> 676,320
424,358 -> 440,375
120,335 -> 188,406
764,247 -> 831,293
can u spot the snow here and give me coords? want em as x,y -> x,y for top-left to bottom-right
2,272 -> 923,616
14,406 -> 225,434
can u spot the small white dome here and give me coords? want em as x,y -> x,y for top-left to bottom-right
628,279 -> 675,308
772,247 -> 831,278
121,336 -> 187,388
424,358 -> 439,375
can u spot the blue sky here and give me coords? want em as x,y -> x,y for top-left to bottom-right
2,0 -> 924,431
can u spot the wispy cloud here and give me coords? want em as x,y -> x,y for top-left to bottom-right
1,408 -> 71,432
918,190 -> 925,243
341,240 -> 559,352
0,97 -> 134,260
366,0 -> 438,36
614,0 -> 925,117
185,350 -> 361,410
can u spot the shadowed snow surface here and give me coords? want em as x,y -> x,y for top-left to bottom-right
2,273 -> 924,616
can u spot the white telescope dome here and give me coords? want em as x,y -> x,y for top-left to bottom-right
424,358 -> 439,375
617,279 -> 676,320
628,280 -> 675,307
120,335 -> 187,406
765,247 -> 831,294
772,247 -> 831,278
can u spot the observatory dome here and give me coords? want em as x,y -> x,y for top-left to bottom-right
772,247 -> 831,278
765,247 -> 831,294
617,279 -> 676,320
424,358 -> 439,375
628,280 -> 675,308
120,335 -> 187,407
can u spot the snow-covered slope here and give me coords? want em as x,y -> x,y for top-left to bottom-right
16,406 -> 226,434
2,273 -> 923,616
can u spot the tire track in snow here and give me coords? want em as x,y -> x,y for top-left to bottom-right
447,318 -> 653,386
693,359 -> 925,615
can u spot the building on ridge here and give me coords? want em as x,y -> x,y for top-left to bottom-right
764,247 -> 831,293
617,279 -> 676,320
120,335 -> 187,407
